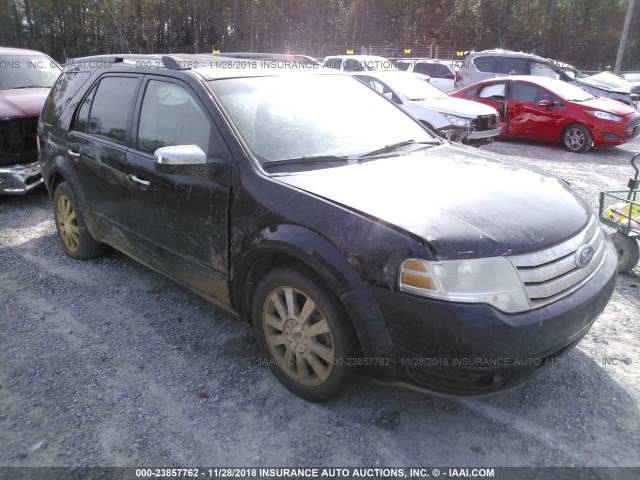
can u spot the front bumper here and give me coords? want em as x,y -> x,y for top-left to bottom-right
365,238 -> 618,397
0,161 -> 43,195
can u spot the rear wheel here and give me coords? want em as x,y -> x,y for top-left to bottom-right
562,124 -> 592,153
611,232 -> 639,273
252,266 -> 360,402
53,182 -> 106,259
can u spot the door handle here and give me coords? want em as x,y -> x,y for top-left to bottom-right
67,149 -> 81,159
128,174 -> 151,187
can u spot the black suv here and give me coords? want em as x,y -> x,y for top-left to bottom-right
39,54 -> 617,402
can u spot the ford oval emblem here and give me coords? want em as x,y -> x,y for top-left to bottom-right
575,245 -> 594,269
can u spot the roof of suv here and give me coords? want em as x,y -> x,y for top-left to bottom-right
62,53 -> 330,81
466,49 -> 551,63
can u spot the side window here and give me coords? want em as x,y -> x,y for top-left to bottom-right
413,63 -> 432,76
511,83 -> 556,103
343,59 -> 364,72
432,64 -> 453,79
496,57 -> 529,75
479,83 -> 506,99
73,86 -> 96,133
510,82 -> 539,102
137,80 -> 211,155
473,56 -> 498,72
88,77 -> 139,143
460,86 -> 479,98
324,58 -> 342,70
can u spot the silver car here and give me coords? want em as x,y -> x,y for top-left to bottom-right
353,70 -> 500,145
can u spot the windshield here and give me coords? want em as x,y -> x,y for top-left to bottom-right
208,74 -> 436,166
542,78 -> 594,101
0,55 -> 61,90
378,73 -> 449,100
623,73 -> 640,82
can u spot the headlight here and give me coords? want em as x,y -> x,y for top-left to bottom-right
588,111 -> 622,122
398,257 -> 530,313
444,114 -> 472,128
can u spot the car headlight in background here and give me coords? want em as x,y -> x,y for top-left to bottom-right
444,114 -> 472,128
587,111 -> 622,122
398,257 -> 530,313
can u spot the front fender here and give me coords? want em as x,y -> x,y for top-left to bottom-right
231,223 -> 394,359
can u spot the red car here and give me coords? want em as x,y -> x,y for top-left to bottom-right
452,75 -> 640,153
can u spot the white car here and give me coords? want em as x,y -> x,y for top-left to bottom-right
353,70 -> 500,145
397,59 -> 461,92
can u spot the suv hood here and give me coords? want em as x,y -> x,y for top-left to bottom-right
275,145 -> 590,259
412,97 -> 498,118
0,88 -> 50,120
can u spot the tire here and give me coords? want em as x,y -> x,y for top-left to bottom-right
53,182 -> 107,259
252,266 -> 360,402
611,232 -> 640,273
562,124 -> 592,153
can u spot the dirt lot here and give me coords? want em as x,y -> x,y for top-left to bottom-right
1,139 -> 639,471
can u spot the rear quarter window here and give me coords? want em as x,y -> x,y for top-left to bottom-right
41,72 -> 90,125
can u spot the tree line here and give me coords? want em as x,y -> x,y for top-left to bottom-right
2,0 -> 639,70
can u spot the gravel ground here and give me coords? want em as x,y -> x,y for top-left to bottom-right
1,139 -> 639,471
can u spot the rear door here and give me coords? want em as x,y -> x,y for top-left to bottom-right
66,75 -> 141,235
124,76 -> 233,300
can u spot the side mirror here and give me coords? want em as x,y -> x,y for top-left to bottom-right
538,99 -> 554,109
154,145 -> 224,175
154,145 -> 207,165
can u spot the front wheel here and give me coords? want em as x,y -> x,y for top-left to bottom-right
562,124 -> 592,153
611,232 -> 639,273
252,266 -> 360,402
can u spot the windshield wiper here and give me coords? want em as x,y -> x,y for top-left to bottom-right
358,139 -> 438,159
262,155 -> 353,168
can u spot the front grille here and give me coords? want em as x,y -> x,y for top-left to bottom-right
626,117 -> 640,130
473,114 -> 499,131
0,118 -> 39,167
509,216 -> 606,310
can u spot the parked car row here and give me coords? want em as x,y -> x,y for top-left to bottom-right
4,46 -> 638,201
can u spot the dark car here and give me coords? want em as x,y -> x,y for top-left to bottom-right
0,46 -> 61,194
453,75 -> 640,153
39,54 -> 617,402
